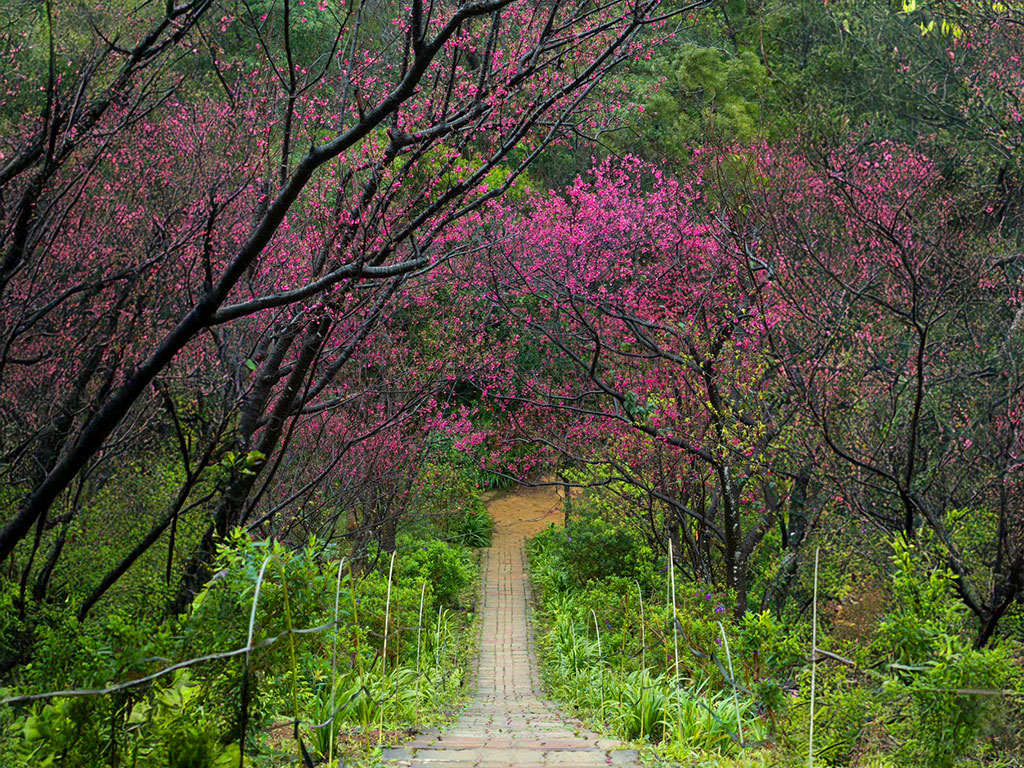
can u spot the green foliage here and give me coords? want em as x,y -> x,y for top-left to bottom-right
128,671 -> 241,768
3,529 -> 481,767
530,497 -> 655,593
528,517 -> 774,760
780,538 -> 1023,767
877,539 -> 1019,767
630,44 -> 767,163
877,538 -> 966,665
784,658 -> 875,764
453,506 -> 494,548
59,449 -> 193,620
398,539 -> 475,610
405,446 -> 499,549
528,526 -> 575,595
305,610 -> 468,762
409,456 -> 489,527
530,493 -> 1024,766
6,671 -> 236,768
534,581 -> 767,751
566,515 -> 654,586
609,670 -> 673,742
733,611 -> 803,726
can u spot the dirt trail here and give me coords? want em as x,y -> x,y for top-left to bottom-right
382,484 -> 638,768
482,483 -> 564,537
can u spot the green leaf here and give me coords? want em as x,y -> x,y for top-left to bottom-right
128,701 -> 151,724
245,450 -> 266,467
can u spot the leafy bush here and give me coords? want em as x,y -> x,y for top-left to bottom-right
876,540 -> 1020,767
565,500 -> 655,587
529,516 -> 654,596
733,610 -> 803,729
399,540 -> 474,609
786,662 -> 880,766
7,672 -> 236,768
564,514 -> 651,585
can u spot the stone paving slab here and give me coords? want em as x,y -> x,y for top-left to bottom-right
383,491 -> 639,768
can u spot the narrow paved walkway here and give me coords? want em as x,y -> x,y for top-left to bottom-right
384,486 -> 638,768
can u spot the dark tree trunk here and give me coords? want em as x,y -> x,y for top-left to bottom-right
171,317 -> 330,612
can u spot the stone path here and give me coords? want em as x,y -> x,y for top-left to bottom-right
383,486 -> 639,768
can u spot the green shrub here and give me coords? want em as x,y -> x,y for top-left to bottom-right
528,514 -> 654,597
877,539 -> 1020,767
7,671 -> 235,768
564,513 -> 653,588
399,540 -> 474,610
733,611 -> 803,730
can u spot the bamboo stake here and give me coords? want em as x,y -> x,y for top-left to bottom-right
592,609 -> 604,724
416,582 -> 427,674
669,540 -> 679,681
637,581 -> 646,742
328,557 -> 346,765
718,621 -> 744,746
809,546 -> 820,768
670,541 -> 682,744
380,550 -> 397,743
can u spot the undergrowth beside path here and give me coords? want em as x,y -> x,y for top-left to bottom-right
0,458 -> 496,767
527,494 -> 1023,768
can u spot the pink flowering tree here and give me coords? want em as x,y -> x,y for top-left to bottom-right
712,139 -> 1024,645
0,0 -> 710,615
478,158 -> 791,615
